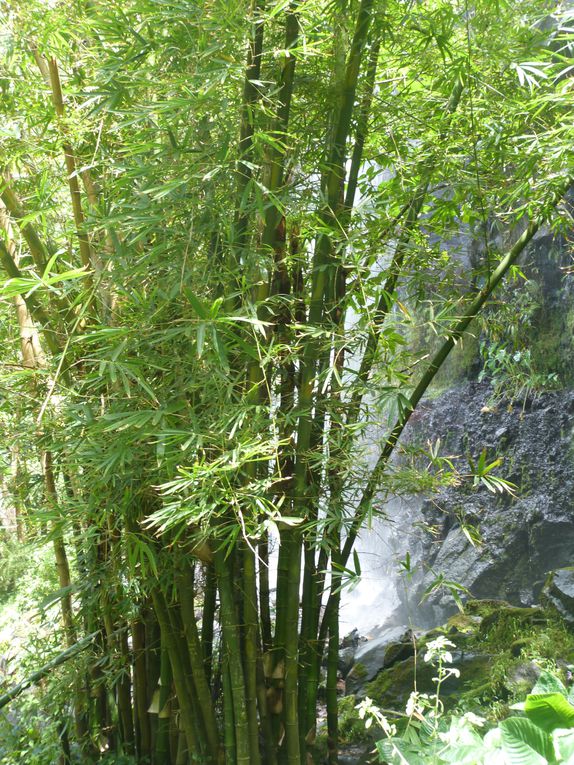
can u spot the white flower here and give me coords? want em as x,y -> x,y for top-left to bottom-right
405,692 -> 419,717
463,711 -> 486,727
406,691 -> 431,718
424,635 -> 456,663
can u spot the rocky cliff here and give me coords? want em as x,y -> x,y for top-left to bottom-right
409,383 -> 574,624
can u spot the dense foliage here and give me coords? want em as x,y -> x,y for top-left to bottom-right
0,0 -> 572,763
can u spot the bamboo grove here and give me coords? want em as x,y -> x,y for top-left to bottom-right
0,0 -> 572,763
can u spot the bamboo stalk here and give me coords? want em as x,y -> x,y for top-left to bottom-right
343,39 -> 381,211
0,174 -> 51,273
131,617 -> 152,760
176,566 -> 221,763
230,0 -> 266,274
213,549 -> 251,765
151,587 -> 203,760
43,451 -> 90,746
117,627 -> 135,754
286,6 -> 375,757
0,180 -> 75,336
242,545 -> 262,765
155,637 -> 173,765
222,656 -> 236,765
47,59 -> 94,274
282,531 -> 302,765
0,239 -> 63,357
256,649 -> 277,765
258,539 -> 272,652
201,563 -> 217,684
297,34 -> 381,745
293,0 -> 375,511
325,587 -> 340,765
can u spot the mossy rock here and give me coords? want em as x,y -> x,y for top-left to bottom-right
446,613 -> 482,635
479,605 -> 546,635
465,599 -> 513,617
510,637 -> 531,657
364,650 -> 493,712
503,661 -> 541,695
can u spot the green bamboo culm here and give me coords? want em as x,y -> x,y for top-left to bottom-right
214,549 -> 251,765
176,566 -> 221,763
155,638 -> 173,765
150,588 -> 204,761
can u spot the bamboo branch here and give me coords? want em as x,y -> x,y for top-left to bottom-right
0,632 -> 98,710
318,181 -> 572,640
346,78 -> 464,423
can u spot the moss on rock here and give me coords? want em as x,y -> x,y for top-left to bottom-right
352,600 -> 574,717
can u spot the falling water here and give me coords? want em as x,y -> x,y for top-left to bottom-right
339,495 -> 426,635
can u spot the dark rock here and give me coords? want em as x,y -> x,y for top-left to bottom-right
510,638 -> 531,657
364,649 -> 493,708
504,662 -> 541,695
338,629 -> 368,676
339,646 -> 359,678
341,628 -> 361,649
345,626 -> 413,696
542,568 -> 574,624
338,746 -> 376,765
401,384 -> 574,625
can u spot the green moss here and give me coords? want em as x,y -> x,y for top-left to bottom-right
465,599 -> 512,617
338,695 -> 370,745
360,601 -> 574,724
479,606 -> 546,639
446,613 -> 482,635
364,651 -> 493,712
529,305 -> 574,385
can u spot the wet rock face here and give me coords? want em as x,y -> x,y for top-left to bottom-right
542,568 -> 574,624
344,626 -> 413,695
405,383 -> 574,624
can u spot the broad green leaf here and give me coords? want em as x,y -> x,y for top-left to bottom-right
553,729 -> 574,764
376,737 -> 427,765
500,717 -> 553,765
525,694 -> 574,732
531,672 -> 568,697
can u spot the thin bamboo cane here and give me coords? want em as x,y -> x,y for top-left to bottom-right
318,181 -> 572,641
201,564 -> 217,684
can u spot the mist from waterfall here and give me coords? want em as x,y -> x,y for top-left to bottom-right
339,495 -> 427,636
